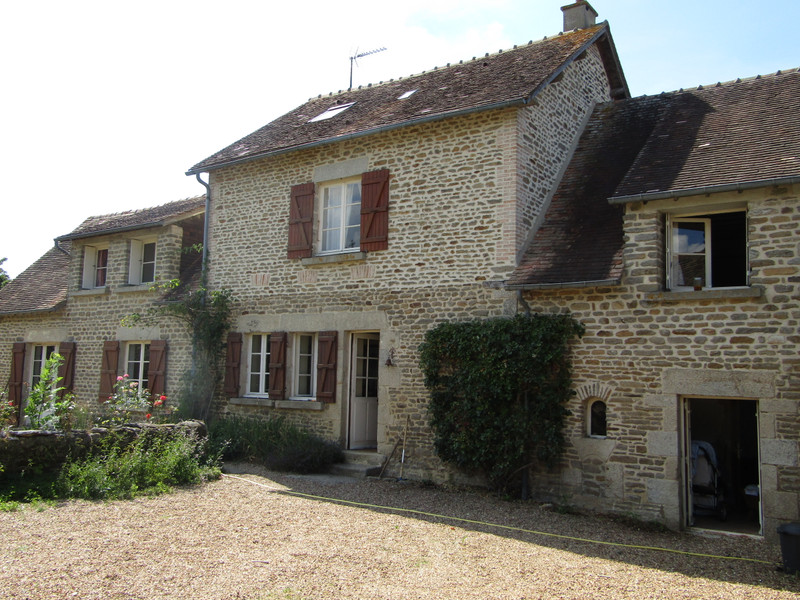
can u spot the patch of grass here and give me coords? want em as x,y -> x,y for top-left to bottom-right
209,415 -> 343,474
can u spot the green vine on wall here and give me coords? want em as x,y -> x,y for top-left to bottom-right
123,258 -> 232,421
419,313 -> 584,493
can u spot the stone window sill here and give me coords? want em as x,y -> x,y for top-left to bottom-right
276,399 -> 324,411
301,252 -> 366,267
644,286 -> 763,303
71,287 -> 109,297
229,397 -> 273,407
117,284 -> 155,294
228,397 -> 324,411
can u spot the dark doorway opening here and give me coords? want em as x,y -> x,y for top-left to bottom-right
686,397 -> 760,535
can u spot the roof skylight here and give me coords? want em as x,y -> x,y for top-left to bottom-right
397,90 -> 418,100
308,102 -> 356,123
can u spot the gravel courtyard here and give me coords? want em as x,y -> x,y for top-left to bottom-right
2,465 -> 798,599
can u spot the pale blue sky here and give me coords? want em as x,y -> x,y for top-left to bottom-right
2,0 -> 798,277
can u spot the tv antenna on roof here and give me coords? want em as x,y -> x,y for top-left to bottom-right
349,47 -> 387,89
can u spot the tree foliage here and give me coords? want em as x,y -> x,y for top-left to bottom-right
0,257 -> 9,289
419,313 -> 584,492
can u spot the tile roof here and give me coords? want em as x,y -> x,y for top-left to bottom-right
0,242 -> 70,315
56,196 -> 205,241
507,96 -> 664,288
612,69 -> 800,201
189,24 -> 626,173
509,68 -> 800,288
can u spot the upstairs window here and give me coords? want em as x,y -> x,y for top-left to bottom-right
320,179 -> 362,254
667,210 -> 747,290
129,239 -> 157,284
82,245 -> 109,288
288,169 -> 390,259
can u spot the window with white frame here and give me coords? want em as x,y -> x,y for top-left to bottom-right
293,333 -> 317,398
129,239 -> 157,284
82,245 -> 109,288
667,210 -> 747,290
319,178 -> 362,254
31,344 -> 57,387
125,342 -> 150,391
246,334 -> 271,396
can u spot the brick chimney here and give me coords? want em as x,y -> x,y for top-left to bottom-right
561,1 -> 598,31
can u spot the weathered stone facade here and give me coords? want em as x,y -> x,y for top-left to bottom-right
207,50 -> 611,477
0,216 -> 202,420
521,185 -> 799,540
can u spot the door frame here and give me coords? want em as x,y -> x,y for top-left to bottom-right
347,331 -> 380,450
680,395 -> 762,534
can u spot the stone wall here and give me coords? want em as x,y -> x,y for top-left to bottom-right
521,184 -> 799,540
205,49 -> 611,481
0,222 -> 197,420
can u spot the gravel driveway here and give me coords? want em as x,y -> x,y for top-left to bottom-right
2,464 -> 797,599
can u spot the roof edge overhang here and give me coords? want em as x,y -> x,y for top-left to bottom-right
504,277 -> 621,291
187,24 -> 615,176
608,175 -> 800,205
0,300 -> 67,317
55,206 -> 205,242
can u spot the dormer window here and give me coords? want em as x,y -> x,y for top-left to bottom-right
308,102 -> 355,123
82,245 -> 109,289
129,239 -> 157,285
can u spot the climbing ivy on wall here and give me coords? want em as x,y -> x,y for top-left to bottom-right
419,313 -> 584,492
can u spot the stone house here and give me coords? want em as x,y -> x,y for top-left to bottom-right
0,197 -> 205,423
507,67 -> 800,539
186,4 -> 625,463
184,0 -> 799,541
2,1 -> 798,543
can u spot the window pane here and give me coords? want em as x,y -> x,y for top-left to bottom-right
141,263 -> 155,283
673,222 -> 705,254
345,225 -> 360,249
95,249 -> 108,287
673,255 -> 706,287
142,242 -> 156,262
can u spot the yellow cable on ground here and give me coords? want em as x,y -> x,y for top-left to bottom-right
222,473 -> 775,566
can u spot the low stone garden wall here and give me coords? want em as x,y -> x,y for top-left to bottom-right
0,421 -> 207,477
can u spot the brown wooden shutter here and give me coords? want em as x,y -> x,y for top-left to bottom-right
360,169 -> 390,252
57,342 -> 76,398
316,331 -> 338,403
99,341 -> 120,402
223,332 -> 243,398
288,183 -> 315,259
148,340 -> 167,396
268,332 -> 287,401
9,342 -> 26,421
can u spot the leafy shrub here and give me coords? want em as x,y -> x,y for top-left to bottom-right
55,429 -> 220,500
24,354 -> 76,431
419,313 -> 584,492
209,415 -> 343,474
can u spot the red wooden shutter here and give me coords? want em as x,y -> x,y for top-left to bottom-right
360,169 -> 390,252
148,340 -> 167,396
223,332 -> 243,397
57,342 -> 76,397
288,183 -> 315,259
99,341 -> 120,402
268,332 -> 287,401
316,331 -> 338,403
9,342 -> 26,421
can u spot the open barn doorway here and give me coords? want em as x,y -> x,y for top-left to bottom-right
683,397 -> 761,535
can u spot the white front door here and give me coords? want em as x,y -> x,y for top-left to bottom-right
349,333 -> 379,449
